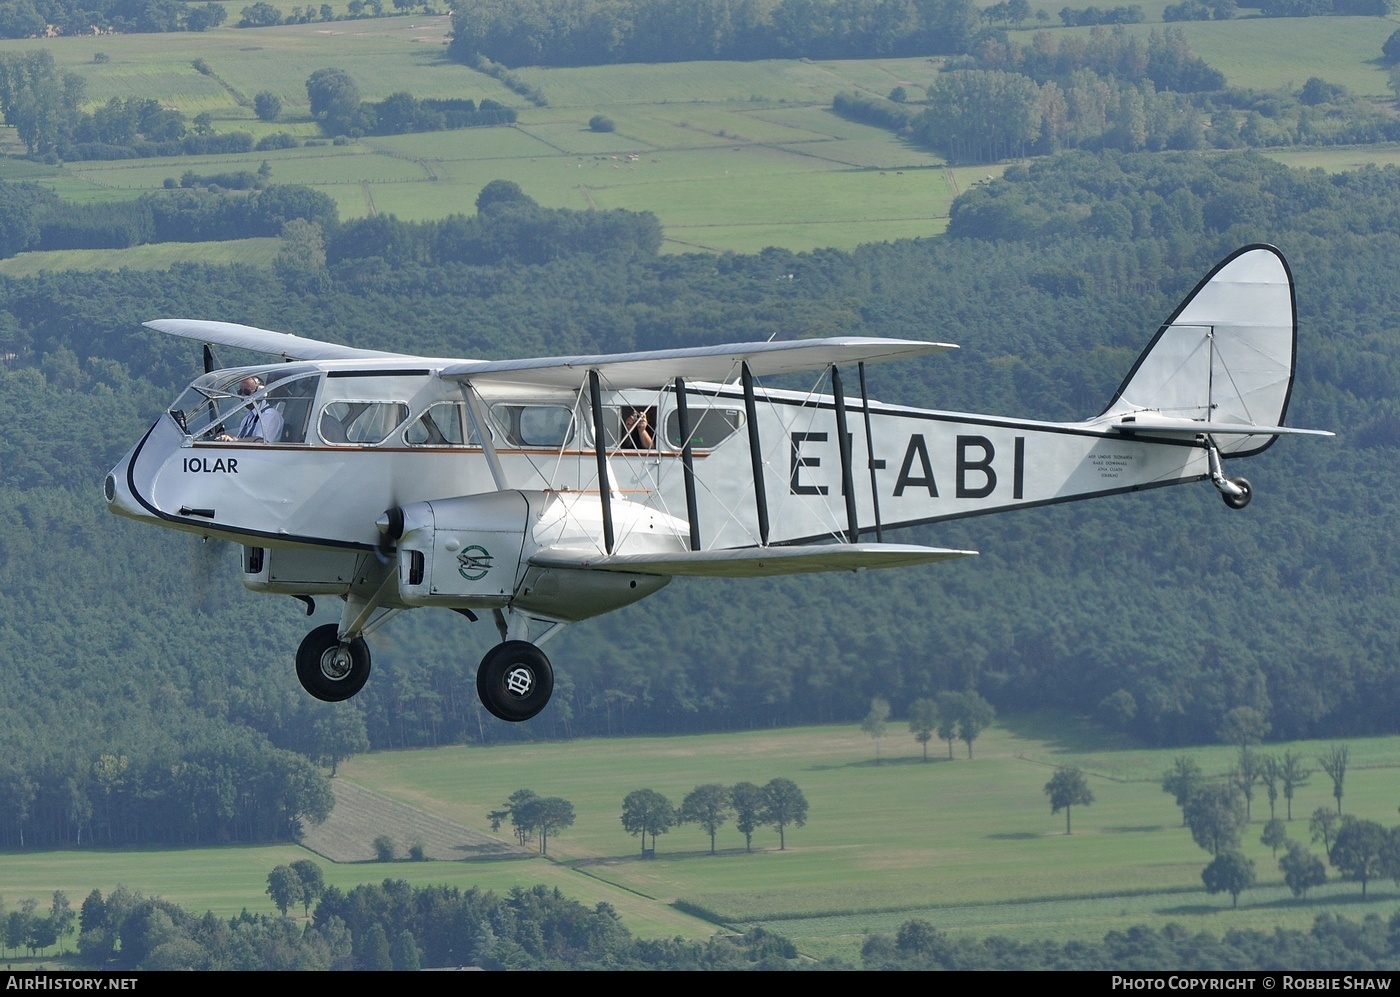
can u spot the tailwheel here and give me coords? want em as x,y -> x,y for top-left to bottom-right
296,623 -> 371,702
477,640 -> 554,722
1221,476 -> 1252,510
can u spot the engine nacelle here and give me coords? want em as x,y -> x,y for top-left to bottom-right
395,491 -> 529,609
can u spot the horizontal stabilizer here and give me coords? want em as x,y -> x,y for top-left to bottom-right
442,337 -> 955,389
1110,416 -> 1333,438
531,543 -> 976,578
145,319 -> 416,362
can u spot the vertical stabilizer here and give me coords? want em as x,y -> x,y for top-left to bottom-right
1100,245 -> 1296,456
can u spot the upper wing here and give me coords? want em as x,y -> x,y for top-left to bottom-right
147,320 -> 954,388
440,337 -> 956,389
144,319 -> 418,362
530,543 -> 976,577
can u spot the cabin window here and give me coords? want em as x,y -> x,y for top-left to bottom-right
263,373 -> 320,444
319,401 -> 409,445
491,404 -> 575,448
404,402 -> 479,447
664,407 -> 743,450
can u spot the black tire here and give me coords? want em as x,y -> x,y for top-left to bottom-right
296,623 -> 371,702
477,640 -> 554,722
1222,476 -> 1252,510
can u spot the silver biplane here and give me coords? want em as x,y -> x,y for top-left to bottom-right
106,245 -> 1329,722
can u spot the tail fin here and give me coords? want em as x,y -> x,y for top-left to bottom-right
1100,245 -> 1297,457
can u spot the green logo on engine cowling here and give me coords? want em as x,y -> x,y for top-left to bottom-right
457,545 -> 493,581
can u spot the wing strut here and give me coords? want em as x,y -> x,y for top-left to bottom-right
831,366 -> 860,544
741,362 -> 770,546
588,369 -> 616,555
674,376 -> 702,552
858,362 -> 884,542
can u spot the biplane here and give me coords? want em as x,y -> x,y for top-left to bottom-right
105,245 -> 1329,721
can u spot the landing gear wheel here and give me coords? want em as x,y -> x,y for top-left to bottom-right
296,623 -> 371,702
1222,476 -> 1252,510
477,640 -> 554,722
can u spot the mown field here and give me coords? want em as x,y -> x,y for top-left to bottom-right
6,719 -> 1400,964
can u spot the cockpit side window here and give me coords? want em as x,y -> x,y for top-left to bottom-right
170,367 -> 320,443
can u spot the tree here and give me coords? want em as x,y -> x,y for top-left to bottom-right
310,705 -> 368,776
1260,754 -> 1280,821
907,698 -> 938,762
936,691 -> 962,760
372,834 -> 397,861
1232,747 -> 1264,822
620,789 -> 675,855
239,2 -> 283,27
1044,766 -> 1094,834
1330,817 -> 1387,898
1278,751 -> 1309,821
588,114 -> 615,132
476,178 -> 530,213
761,778 -> 808,850
305,68 -> 361,134
391,929 -> 421,971
1385,28 -> 1400,64
1217,706 -> 1270,749
1318,745 -> 1348,814
48,892 -> 73,955
862,697 -> 891,765
1279,844 -> 1326,898
289,859 -> 324,916
254,91 -> 282,122
731,782 -> 765,853
680,784 -> 733,855
956,692 -> 995,759
1260,818 -> 1288,857
1183,784 -> 1248,855
265,864 -> 301,915
532,796 -> 575,855
1161,756 -> 1204,825
1309,807 -> 1341,862
1201,851 -> 1254,909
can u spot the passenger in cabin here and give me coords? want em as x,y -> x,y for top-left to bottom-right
621,406 -> 655,450
217,376 -> 284,443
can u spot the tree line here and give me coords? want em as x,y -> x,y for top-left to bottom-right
449,0 -> 985,67
304,67 -> 516,139
68,875 -> 812,970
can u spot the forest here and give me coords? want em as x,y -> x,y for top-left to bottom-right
0,147 -> 1396,852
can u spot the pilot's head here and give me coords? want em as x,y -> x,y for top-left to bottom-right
237,376 -> 264,398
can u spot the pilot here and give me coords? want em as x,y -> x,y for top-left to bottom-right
217,376 -> 283,443
622,407 -> 654,450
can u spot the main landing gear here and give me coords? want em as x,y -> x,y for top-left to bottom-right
293,626 -> 556,723
477,640 -> 555,722
296,623 -> 372,702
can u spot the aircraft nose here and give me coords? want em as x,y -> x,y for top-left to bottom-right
104,449 -> 148,522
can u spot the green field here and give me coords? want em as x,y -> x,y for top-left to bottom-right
6,719 -> 1400,965
0,20 -> 962,253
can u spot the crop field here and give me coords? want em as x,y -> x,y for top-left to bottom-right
4,719 -> 1399,963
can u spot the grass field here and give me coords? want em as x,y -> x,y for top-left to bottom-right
0,20 -> 962,253
7,718 -> 1399,965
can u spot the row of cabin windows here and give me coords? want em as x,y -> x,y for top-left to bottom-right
210,396 -> 741,451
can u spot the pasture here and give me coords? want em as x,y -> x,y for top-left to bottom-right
6,719 -> 1400,964
0,19 -> 960,253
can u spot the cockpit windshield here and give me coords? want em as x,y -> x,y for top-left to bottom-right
168,365 -> 321,443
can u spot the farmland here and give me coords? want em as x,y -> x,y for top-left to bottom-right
7,720 -> 1400,964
